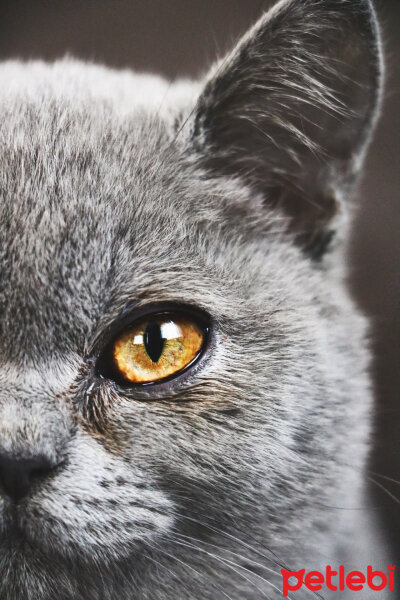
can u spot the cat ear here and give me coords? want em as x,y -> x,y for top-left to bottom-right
190,0 -> 383,258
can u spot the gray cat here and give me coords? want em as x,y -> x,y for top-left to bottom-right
0,0 -> 389,599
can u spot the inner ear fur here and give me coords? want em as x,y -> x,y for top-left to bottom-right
191,0 -> 383,259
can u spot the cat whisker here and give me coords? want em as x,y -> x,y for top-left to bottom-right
170,530 -> 325,600
368,471 -> 400,486
172,529 -> 282,576
172,511 -> 288,570
148,540 -> 235,600
165,535 -> 277,600
144,552 -> 191,597
367,477 -> 400,506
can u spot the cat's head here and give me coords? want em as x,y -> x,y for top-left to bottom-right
0,1 -> 382,598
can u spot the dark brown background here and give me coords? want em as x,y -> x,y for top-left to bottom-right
0,0 -> 398,558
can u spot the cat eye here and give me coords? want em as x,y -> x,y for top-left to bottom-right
96,310 -> 209,386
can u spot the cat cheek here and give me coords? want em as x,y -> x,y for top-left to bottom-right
22,435 -> 174,556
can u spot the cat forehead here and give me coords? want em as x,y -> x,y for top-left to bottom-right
0,59 -> 198,202
0,61 -> 213,355
0,59 -> 202,242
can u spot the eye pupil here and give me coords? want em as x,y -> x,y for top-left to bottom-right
144,321 -> 165,363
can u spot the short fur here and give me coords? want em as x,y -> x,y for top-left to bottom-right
0,1 -> 388,598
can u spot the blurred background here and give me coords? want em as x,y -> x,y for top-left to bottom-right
0,0 -> 398,559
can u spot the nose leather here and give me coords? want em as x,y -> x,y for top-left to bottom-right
0,454 -> 54,502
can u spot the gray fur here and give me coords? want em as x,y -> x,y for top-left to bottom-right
0,1 -> 388,598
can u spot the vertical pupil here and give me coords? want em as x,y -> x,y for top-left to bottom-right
144,321 -> 165,362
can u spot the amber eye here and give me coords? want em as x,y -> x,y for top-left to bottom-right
100,312 -> 207,385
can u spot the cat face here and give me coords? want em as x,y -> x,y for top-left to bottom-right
0,1 -> 382,598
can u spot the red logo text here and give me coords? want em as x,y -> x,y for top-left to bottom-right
280,564 -> 396,596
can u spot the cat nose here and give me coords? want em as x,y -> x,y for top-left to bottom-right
0,453 -> 54,502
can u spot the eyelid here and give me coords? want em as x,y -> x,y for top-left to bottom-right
86,299 -> 140,357
86,301 -> 172,357
92,303 -> 212,391
91,302 -> 209,352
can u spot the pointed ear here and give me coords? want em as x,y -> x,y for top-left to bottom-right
190,0 -> 383,258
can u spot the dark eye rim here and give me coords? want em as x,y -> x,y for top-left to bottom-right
94,302 -> 211,388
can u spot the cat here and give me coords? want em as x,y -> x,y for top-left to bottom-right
0,0 -> 389,598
